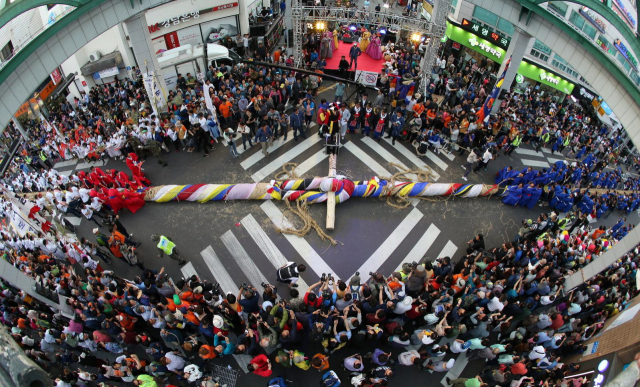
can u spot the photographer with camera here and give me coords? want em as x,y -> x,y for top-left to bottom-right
237,284 -> 260,321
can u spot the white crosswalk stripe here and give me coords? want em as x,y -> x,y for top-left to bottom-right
251,134 -> 323,182
240,214 -> 309,293
58,170 -> 74,176
515,148 -> 544,157
65,216 -> 82,226
546,157 -> 565,164
541,147 -> 552,153
220,230 -> 270,288
293,149 -> 329,176
200,245 -> 239,294
441,353 -> 470,384
397,223 -> 440,269
343,141 -> 418,206
382,137 -> 445,176
355,207 -> 424,276
75,160 -> 105,170
436,240 -> 458,260
260,201 -> 339,279
361,137 -> 418,181
54,160 -> 79,168
521,159 -> 551,168
180,261 -> 198,280
439,149 -> 456,161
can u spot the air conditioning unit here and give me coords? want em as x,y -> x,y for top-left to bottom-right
88,51 -> 102,62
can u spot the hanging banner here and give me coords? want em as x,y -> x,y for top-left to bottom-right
143,71 -> 166,116
477,57 -> 510,123
355,70 -> 379,87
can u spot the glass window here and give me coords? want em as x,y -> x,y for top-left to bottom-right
623,60 -> 631,72
547,2 -> 568,17
569,10 -> 585,30
617,51 -> 626,64
451,0 -> 459,7
473,6 -> 499,26
533,39 -> 552,55
497,18 -> 515,35
582,23 -> 597,40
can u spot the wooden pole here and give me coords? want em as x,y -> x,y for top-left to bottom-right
326,153 -> 337,230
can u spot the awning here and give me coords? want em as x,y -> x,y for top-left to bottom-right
52,73 -> 76,98
79,51 -> 123,76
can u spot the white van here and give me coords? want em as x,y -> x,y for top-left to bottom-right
206,44 -> 242,69
157,44 -> 206,90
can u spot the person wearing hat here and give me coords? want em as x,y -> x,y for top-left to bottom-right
151,234 -> 186,265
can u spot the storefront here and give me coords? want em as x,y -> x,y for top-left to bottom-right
145,0 -> 243,56
513,60 -> 575,101
443,21 -> 506,74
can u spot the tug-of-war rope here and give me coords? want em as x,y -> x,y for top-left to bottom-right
143,162 -> 505,244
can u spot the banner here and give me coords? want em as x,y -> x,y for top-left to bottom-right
143,71 -> 166,115
477,57 -> 510,123
0,185 -> 52,237
354,70 -> 379,87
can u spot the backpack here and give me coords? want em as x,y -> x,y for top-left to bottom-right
322,371 -> 340,387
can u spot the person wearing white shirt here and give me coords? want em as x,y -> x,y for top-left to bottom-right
162,351 -> 186,374
487,293 -> 505,312
528,345 -> 546,360
79,188 -> 91,203
81,204 -> 103,228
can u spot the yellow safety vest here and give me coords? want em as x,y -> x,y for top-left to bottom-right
157,236 -> 175,255
39,151 -> 47,161
512,136 -> 522,147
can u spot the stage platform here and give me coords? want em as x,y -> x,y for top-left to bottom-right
324,41 -> 385,73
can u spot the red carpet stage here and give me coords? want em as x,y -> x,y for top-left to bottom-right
324,41 -> 386,73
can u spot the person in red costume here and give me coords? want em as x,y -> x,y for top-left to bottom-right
122,190 -> 146,214
125,153 -> 151,186
247,354 -> 272,377
107,188 -> 125,214
116,171 -> 132,188
93,167 -> 116,187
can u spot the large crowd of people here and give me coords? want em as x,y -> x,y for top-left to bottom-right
0,198 -> 638,387
0,12 -> 638,387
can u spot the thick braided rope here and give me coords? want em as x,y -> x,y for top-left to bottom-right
143,179 -> 507,204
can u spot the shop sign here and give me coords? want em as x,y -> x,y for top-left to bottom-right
579,6 -> 606,33
612,0 -> 637,31
94,67 -> 120,80
460,19 -> 510,50
148,3 -> 238,33
579,87 -> 595,101
516,61 -> 575,94
469,37 -> 503,59
515,74 -> 524,83
50,68 -> 63,85
452,42 -> 461,50
592,359 -> 609,387
444,23 -> 505,63
539,72 -> 559,85
613,39 -> 638,70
